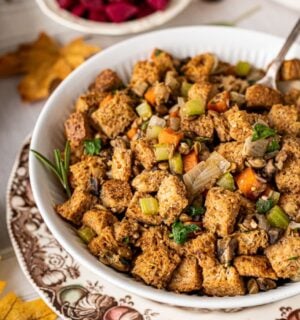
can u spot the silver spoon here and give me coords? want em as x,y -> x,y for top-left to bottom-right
257,18 -> 300,89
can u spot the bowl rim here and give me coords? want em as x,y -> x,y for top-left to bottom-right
35,0 -> 192,35
29,25 -> 300,309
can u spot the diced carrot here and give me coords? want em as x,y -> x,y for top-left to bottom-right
183,150 -> 198,173
127,127 -> 137,140
236,167 -> 266,199
144,86 -> 156,106
207,91 -> 230,113
99,93 -> 113,107
158,128 -> 183,147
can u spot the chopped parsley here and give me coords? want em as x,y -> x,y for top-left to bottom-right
123,236 -> 130,244
256,198 -> 274,214
154,49 -> 162,56
170,221 -> 200,244
288,256 -> 300,261
84,138 -> 101,155
187,206 -> 206,217
252,123 -> 276,141
266,140 -> 280,153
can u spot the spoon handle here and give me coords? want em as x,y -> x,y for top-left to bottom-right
258,18 -> 300,89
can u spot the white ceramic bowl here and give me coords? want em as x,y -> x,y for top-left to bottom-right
29,26 -> 300,310
35,0 -> 192,35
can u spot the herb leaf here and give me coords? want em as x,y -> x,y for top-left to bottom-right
256,198 -> 274,214
252,123 -> 276,141
31,141 -> 71,197
187,206 -> 206,217
266,140 -> 280,153
84,138 -> 101,155
170,221 -> 200,244
288,256 -> 300,261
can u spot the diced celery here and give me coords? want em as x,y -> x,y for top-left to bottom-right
235,61 -> 251,77
146,125 -> 163,139
77,225 -> 96,244
216,172 -> 235,191
181,81 -> 193,98
266,205 -> 290,229
136,101 -> 152,120
139,197 -> 159,215
154,143 -> 171,161
169,152 -> 183,175
140,121 -> 149,132
183,99 -> 205,116
269,191 -> 280,204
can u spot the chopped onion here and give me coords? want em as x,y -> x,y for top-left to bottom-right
242,136 -> 269,158
183,151 -> 230,194
288,221 -> 300,230
148,115 -> 166,128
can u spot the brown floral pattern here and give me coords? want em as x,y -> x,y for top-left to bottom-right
6,137 -> 300,320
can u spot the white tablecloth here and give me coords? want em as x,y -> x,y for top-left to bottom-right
0,0 -> 299,303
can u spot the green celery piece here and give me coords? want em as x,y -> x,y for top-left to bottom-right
154,143 -> 171,161
217,172 -> 235,191
78,226 -> 96,243
266,205 -> 290,229
235,61 -> 251,77
169,153 -> 183,175
139,197 -> 159,215
183,99 -> 205,116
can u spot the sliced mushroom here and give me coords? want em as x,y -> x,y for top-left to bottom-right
275,150 -> 288,170
256,278 -> 277,291
243,136 -> 269,158
263,159 -> 276,178
268,227 -> 284,244
247,278 -> 259,294
239,214 -> 258,231
246,158 -> 266,169
178,142 -> 191,155
165,71 -> 180,91
230,91 -> 246,105
217,237 -> 238,266
88,177 -> 100,197
255,213 -> 270,231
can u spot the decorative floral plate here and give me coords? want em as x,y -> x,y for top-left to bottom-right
6,137 -> 300,320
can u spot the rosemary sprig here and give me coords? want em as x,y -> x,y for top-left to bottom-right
31,141 -> 71,197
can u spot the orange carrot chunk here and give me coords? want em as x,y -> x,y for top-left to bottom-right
144,86 -> 156,106
158,128 -> 183,147
207,91 -> 230,113
127,127 -> 137,140
183,150 -> 198,173
236,167 -> 266,199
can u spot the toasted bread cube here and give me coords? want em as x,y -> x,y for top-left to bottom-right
113,218 -> 140,244
111,147 -> 132,181
203,187 -> 241,237
89,226 -> 132,272
184,232 -> 216,259
201,257 -> 245,296
132,246 -> 180,289
224,106 -> 262,142
168,256 -> 202,292
182,53 -> 216,82
131,170 -> 169,193
65,112 -> 92,148
280,59 -> 300,80
216,141 -> 245,172
188,82 -> 215,105
131,139 -> 156,170
151,48 -> 175,75
181,114 -> 214,139
126,192 -> 163,225
265,236 -> 300,278
275,158 -> 300,193
94,69 -> 123,92
209,110 -> 231,142
91,92 -> 136,139
157,175 -> 188,225
235,230 -> 269,255
56,187 -> 97,225
234,255 -> 277,280
100,179 -> 132,213
268,104 -> 300,136
75,90 -> 108,114
69,156 -> 107,189
279,193 -> 300,219
130,61 -> 160,96
82,208 -> 117,235
245,84 -> 283,109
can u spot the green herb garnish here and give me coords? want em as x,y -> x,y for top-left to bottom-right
84,138 -> 101,155
31,141 -> 71,197
266,140 -> 280,153
123,236 -> 130,244
170,221 -> 200,244
252,123 -> 276,141
256,198 -> 274,214
154,49 -> 162,56
288,256 -> 300,261
187,206 -> 206,217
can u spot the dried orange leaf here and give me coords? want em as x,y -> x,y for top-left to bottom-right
0,281 -> 6,294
